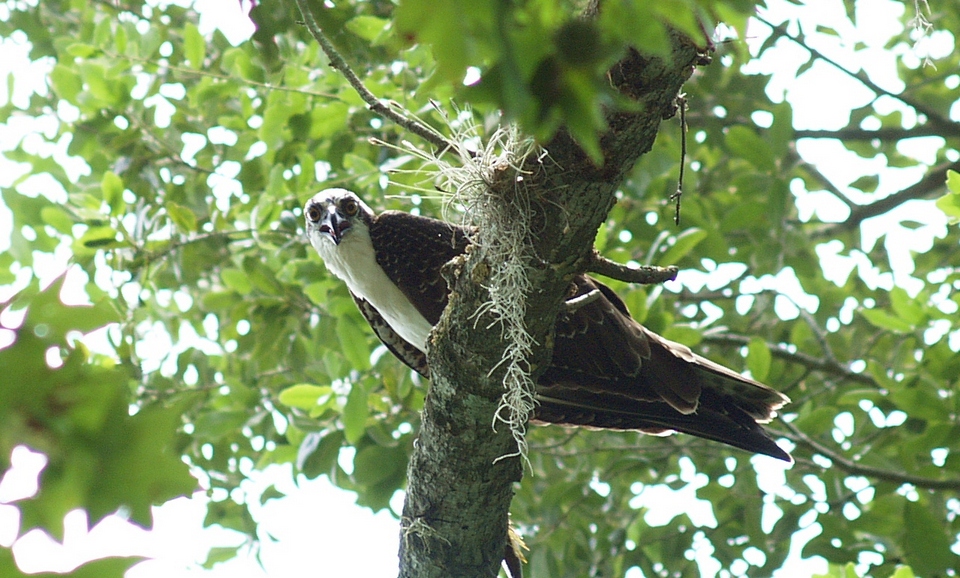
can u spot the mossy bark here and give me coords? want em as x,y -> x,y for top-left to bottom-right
399,32 -> 704,578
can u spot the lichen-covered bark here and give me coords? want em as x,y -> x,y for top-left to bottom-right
399,32 -> 703,578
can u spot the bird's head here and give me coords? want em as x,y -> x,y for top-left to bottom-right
304,188 -> 374,248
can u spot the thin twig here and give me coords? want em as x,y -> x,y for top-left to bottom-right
135,229 -> 256,269
814,158 -> 960,237
104,50 -> 339,99
797,308 -> 838,366
701,333 -> 878,387
562,289 -> 601,312
794,125 -> 947,141
792,153 -> 856,209
292,0 -> 460,155
780,420 -> 960,491
669,92 -> 688,226
756,15 -> 959,134
587,250 -> 679,285
682,113 -> 949,142
125,114 -> 216,175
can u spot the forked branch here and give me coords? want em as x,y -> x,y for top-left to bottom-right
586,250 -> 679,285
781,420 -> 960,491
292,0 -> 459,155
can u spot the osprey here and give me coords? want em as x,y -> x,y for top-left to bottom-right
304,188 -> 791,461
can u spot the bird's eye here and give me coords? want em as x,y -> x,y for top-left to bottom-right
342,199 -> 359,216
305,204 -> 322,222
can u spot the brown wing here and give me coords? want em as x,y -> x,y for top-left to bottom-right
536,276 -> 791,461
360,212 -> 790,460
368,211 -> 470,325
353,294 -> 429,378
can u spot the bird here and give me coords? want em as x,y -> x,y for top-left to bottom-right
304,188 -> 792,462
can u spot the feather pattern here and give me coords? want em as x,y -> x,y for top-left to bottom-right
305,189 -> 791,461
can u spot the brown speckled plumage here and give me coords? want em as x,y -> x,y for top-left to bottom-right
305,190 -> 791,461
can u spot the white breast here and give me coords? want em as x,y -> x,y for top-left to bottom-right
310,227 -> 433,350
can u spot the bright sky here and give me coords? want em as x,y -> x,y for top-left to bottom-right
1,0 -> 957,576
0,3 -> 406,577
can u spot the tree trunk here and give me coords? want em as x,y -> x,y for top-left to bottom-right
399,31 -> 704,578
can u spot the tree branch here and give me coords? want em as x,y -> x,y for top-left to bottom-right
701,333 -> 878,387
104,50 -> 339,99
399,33 -> 705,578
791,149 -> 857,209
292,2 -> 706,574
814,159 -> 960,237
780,420 -> 960,491
756,15 -> 960,136
684,112 -> 952,142
586,250 -> 679,285
794,125 -> 948,141
291,0 -> 459,155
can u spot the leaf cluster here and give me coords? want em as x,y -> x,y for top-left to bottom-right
1,0 -> 959,576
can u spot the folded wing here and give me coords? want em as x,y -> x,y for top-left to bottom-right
360,216 -> 790,461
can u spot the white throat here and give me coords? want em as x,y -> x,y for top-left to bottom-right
310,226 -> 433,350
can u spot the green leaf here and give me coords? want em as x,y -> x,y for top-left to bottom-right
336,317 -> 371,371
220,268 -> 253,294
657,228 -> 707,266
794,405 -> 837,436
345,15 -> 390,42
746,337 -> 771,381
72,225 -> 124,258
0,253 -> 15,284
395,0 -> 485,83
848,174 -> 879,193
812,562 -> 856,578
888,565 -> 916,578
3,277 -> 194,537
298,431 -> 344,479
278,384 -> 333,411
720,202 -> 766,233
166,201 -> 198,233
889,386 -> 951,421
904,500 -> 954,576
353,444 -> 405,487
47,556 -> 144,578
622,287 -> 648,323
192,410 -> 249,442
49,64 -> 83,103
183,22 -> 205,69
65,43 -> 98,58
766,103 -> 794,158
889,287 -> 923,325
309,101 -> 350,138
936,170 -> 960,222
935,191 -> 960,221
725,126 -> 775,172
947,169 -> 960,194
79,63 -> 121,106
661,325 -> 702,347
88,398 -> 200,527
259,484 -> 285,505
114,22 -> 128,54
860,308 -> 914,333
342,384 -> 368,444
40,206 -> 75,234
201,546 -> 241,570
0,549 -> 17,578
101,171 -> 124,216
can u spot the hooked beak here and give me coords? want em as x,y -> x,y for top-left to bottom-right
319,206 -> 351,245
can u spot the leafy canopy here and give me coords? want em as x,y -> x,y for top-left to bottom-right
1,0 -> 960,576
